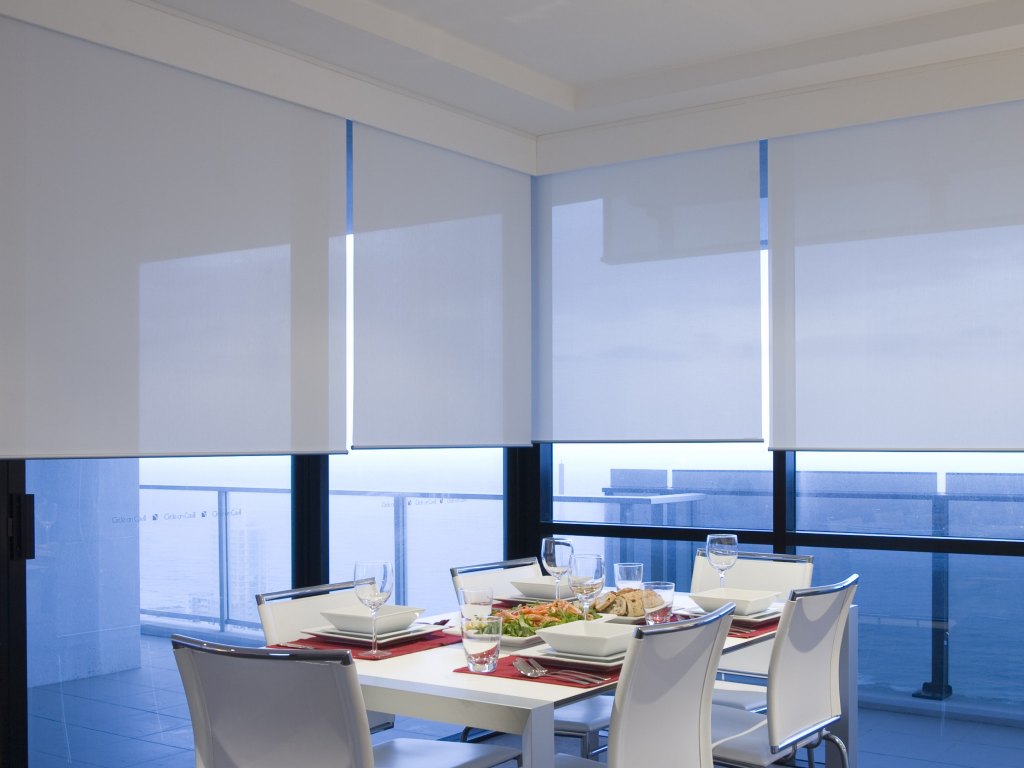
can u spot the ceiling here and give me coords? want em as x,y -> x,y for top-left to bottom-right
143,0 -> 1024,137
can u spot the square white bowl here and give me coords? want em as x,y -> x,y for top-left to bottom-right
689,588 -> 779,616
510,576 -> 571,600
320,604 -> 423,634
534,620 -> 635,657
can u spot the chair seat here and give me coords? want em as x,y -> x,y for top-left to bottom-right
712,681 -> 767,712
553,696 -> 613,733
554,753 -> 601,767
711,705 -> 774,766
373,738 -> 522,768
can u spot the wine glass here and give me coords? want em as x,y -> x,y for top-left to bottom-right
541,537 -> 574,600
567,554 -> 604,621
353,560 -> 394,659
706,533 -> 739,588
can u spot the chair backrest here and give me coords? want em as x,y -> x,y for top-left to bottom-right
450,557 -> 543,600
255,580 -> 369,646
172,635 -> 374,768
767,574 -> 859,752
691,549 -> 814,595
606,603 -> 735,768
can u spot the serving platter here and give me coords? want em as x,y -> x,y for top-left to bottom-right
442,626 -> 543,648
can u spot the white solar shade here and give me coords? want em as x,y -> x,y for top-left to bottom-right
533,143 -> 763,442
352,124 -> 531,448
0,18 -> 347,457
770,100 -> 1024,451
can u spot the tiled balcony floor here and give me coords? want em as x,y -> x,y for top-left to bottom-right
27,635 -> 1024,767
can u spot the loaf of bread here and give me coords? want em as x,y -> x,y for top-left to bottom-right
593,587 -> 660,617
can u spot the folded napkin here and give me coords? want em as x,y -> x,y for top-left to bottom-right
454,655 -> 619,688
273,630 -> 462,660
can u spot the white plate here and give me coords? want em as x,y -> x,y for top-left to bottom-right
678,607 -> 782,627
442,626 -> 543,648
320,604 -> 424,634
534,620 -> 634,656
689,588 -> 779,616
605,614 -> 646,625
513,645 -> 625,671
300,624 -> 441,647
507,577 -> 578,602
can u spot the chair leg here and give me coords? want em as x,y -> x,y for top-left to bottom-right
580,729 -> 602,758
822,731 -> 850,768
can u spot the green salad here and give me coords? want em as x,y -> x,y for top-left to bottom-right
491,599 -> 601,637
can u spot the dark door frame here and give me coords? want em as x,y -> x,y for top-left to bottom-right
0,459 -> 29,766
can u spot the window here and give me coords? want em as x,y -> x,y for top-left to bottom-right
552,443 -> 773,530
329,448 -> 504,614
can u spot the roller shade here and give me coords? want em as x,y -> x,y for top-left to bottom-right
352,124 -> 531,448
533,143 -> 763,442
0,18 -> 347,457
769,100 -> 1024,451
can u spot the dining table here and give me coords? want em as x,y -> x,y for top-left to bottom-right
284,593 -> 857,768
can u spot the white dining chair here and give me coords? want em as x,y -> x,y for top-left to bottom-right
255,580 -> 394,733
554,602 -> 735,767
691,549 -> 814,597
710,574 -> 859,768
172,635 -> 522,768
692,549 -> 814,709
450,557 -> 544,599
450,557 -> 612,758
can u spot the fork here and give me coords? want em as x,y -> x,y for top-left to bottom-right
513,657 -> 610,685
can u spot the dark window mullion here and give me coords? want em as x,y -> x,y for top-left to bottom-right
291,454 -> 329,588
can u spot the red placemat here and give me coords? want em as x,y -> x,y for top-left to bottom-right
728,619 -> 778,639
454,655 -> 619,688
273,630 -> 462,660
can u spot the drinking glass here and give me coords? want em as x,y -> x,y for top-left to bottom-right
462,615 -> 502,673
457,586 -> 494,620
706,533 -> 739,588
641,581 -> 676,624
613,562 -> 643,590
353,560 -> 394,659
567,554 -> 604,620
541,537 -> 574,600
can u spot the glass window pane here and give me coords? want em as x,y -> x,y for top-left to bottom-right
796,452 -> 1024,539
27,456 -> 289,767
552,443 -> 772,530
328,449 -> 504,614
801,546 -> 1024,724
540,533 -> 772,592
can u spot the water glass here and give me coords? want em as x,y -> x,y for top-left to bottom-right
457,586 -> 494,620
541,537 -> 574,600
613,562 -> 643,590
641,581 -> 676,624
706,533 -> 739,587
462,615 -> 502,673
353,560 -> 394,659
568,554 -> 604,620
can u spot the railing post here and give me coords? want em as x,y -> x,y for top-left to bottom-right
394,495 -> 408,605
914,494 -> 953,700
217,489 -> 229,633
